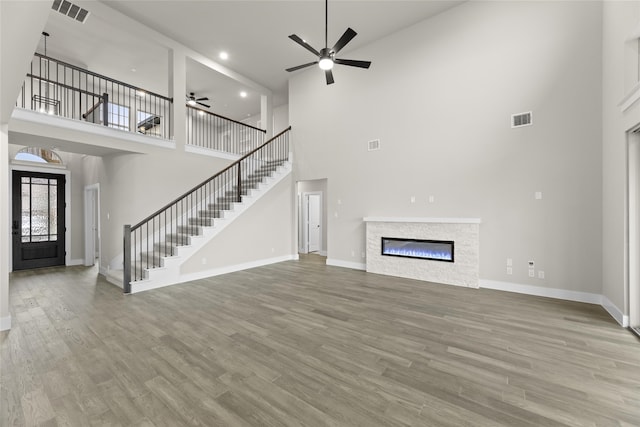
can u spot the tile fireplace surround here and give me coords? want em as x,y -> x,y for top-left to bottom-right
364,217 -> 481,288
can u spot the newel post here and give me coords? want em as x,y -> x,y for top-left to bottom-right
102,93 -> 109,127
123,224 -> 131,294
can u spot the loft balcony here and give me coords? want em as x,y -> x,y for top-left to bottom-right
11,53 -> 267,157
17,53 -> 172,138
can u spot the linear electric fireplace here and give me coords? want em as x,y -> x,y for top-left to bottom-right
381,237 -> 454,262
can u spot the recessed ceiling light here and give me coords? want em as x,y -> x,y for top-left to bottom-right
219,51 -> 229,60
198,110 -> 205,116
131,68 -> 136,72
240,91 -> 247,98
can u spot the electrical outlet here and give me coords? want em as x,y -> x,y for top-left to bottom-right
351,250 -> 355,257
410,196 -> 416,203
528,260 -> 535,268
528,269 -> 535,278
506,267 -> 513,275
535,191 -> 542,200
507,258 -> 513,266
538,270 -> 545,279
202,257 -> 207,265
428,195 -> 435,203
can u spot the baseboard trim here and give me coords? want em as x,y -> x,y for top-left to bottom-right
479,280 -> 602,304
326,258 -> 366,271
0,315 -> 11,331
178,254 -> 299,285
67,258 -> 84,266
480,279 -> 629,327
601,295 -> 629,327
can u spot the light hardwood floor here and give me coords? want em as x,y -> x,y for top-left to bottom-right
1,254 -> 639,426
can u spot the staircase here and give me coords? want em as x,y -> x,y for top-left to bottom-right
118,127 -> 292,293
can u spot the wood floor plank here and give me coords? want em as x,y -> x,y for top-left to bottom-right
2,255 -> 639,426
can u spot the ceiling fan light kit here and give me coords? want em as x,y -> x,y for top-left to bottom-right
186,92 -> 210,109
286,0 -> 371,85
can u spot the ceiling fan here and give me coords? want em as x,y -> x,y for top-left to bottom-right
186,92 -> 210,108
285,0 -> 371,85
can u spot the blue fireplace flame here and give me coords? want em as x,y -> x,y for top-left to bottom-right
381,238 -> 454,262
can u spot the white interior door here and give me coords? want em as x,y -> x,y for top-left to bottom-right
307,194 -> 321,253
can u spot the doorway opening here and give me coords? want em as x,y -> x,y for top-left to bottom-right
297,179 -> 327,257
628,127 -> 640,336
84,184 -> 100,267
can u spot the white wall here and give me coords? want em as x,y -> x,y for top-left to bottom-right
82,149 -> 233,272
181,174 -> 294,274
290,1 -> 603,294
243,104 -> 289,135
602,2 -> 640,319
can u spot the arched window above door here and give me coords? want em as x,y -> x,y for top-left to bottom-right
14,147 -> 63,165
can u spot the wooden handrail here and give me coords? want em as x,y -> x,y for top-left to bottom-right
186,104 -> 266,133
33,52 -> 173,102
26,73 -> 102,100
131,126 -> 291,230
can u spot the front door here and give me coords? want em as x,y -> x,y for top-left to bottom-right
12,170 -> 66,270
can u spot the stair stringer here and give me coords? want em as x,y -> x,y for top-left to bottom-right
129,161 -> 292,293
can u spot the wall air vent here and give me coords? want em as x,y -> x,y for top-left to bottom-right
368,139 -> 380,151
51,0 -> 90,23
511,111 -> 532,128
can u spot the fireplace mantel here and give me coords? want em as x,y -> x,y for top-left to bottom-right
364,217 -> 480,288
364,217 -> 481,224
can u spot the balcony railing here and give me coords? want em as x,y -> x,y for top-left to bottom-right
186,105 -> 266,156
16,53 -> 173,139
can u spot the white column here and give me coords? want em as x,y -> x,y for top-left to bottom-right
261,94 -> 273,139
0,124 -> 10,331
169,48 -> 187,150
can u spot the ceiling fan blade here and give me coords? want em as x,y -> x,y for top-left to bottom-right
197,102 -> 211,108
331,28 -> 357,54
288,34 -> 320,57
334,58 -> 371,69
196,97 -> 209,101
286,61 -> 318,72
325,69 -> 334,85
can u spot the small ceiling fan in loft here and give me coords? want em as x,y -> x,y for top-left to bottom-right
285,0 -> 371,85
186,92 -> 210,108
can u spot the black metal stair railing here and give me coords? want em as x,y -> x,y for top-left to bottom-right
123,126 -> 291,292
16,53 -> 173,139
186,105 -> 266,155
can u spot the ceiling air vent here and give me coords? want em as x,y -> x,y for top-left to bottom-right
52,0 -> 90,23
511,111 -> 532,128
368,139 -> 380,151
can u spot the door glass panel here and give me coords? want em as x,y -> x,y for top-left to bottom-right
20,176 -> 59,243
21,182 -> 30,239
31,181 -> 49,239
49,180 -> 57,239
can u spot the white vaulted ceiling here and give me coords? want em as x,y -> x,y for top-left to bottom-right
35,1 -> 464,120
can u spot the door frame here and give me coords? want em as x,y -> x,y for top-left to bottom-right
628,128 -> 640,332
302,191 -> 323,254
9,162 -> 71,271
84,183 -> 100,266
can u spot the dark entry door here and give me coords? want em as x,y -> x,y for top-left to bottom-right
12,170 -> 66,270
